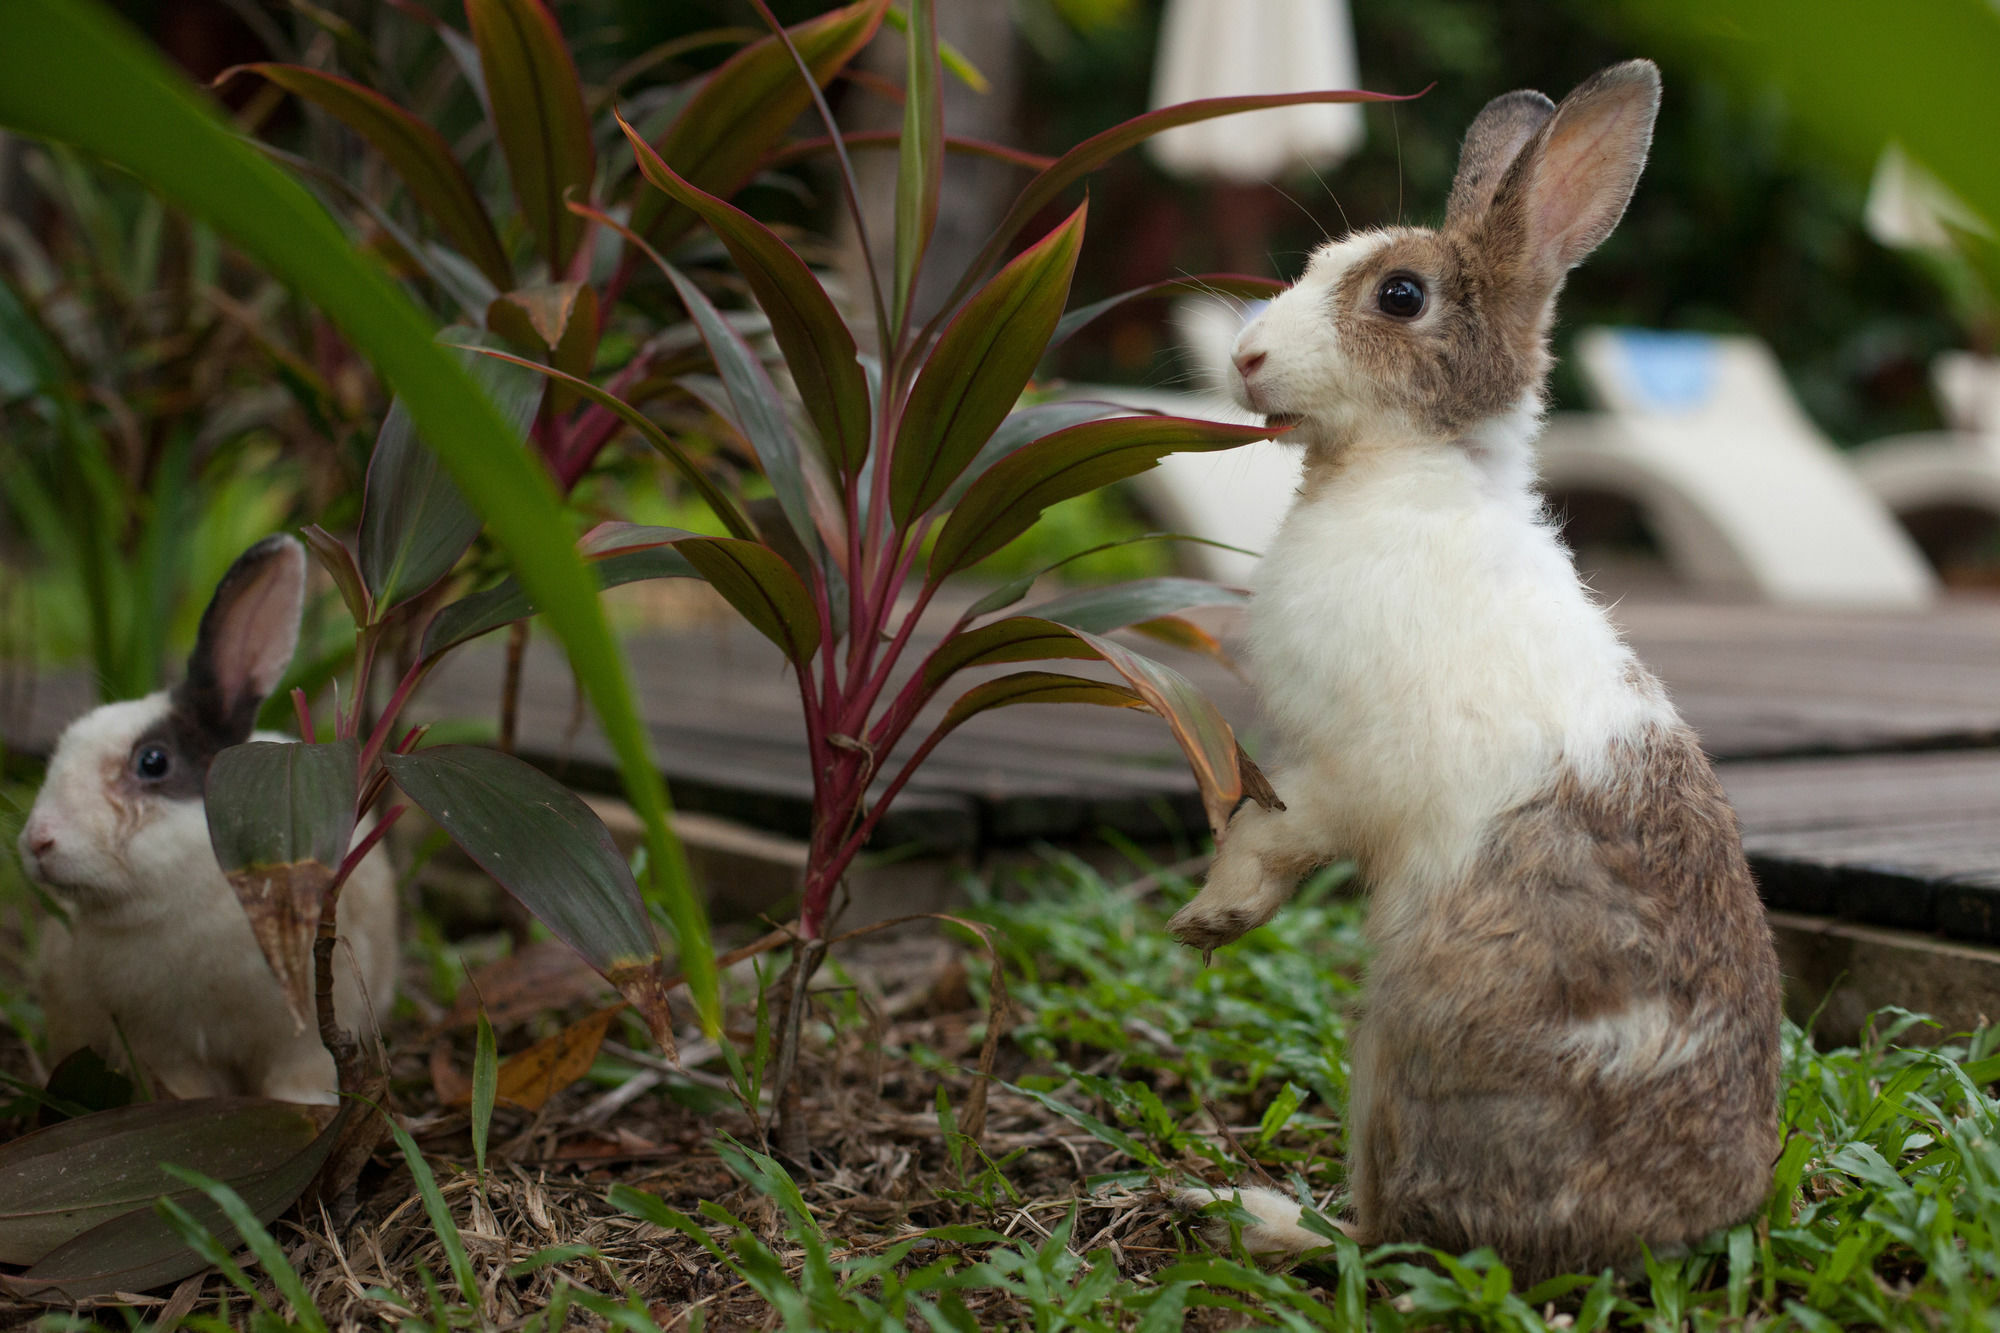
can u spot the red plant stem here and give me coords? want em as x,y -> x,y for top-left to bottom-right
343,628 -> 378,741
291,687 -> 314,742
357,657 -> 429,777
332,802 -> 404,889
804,719 -> 955,934
840,570 -> 936,740
556,351 -> 656,490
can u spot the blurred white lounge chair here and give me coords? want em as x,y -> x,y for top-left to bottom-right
1550,328 -> 1937,607
1848,352 -> 2000,573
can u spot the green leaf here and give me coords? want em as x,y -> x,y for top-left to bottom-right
420,545 -> 698,662
381,745 -> 679,1055
467,341 -> 755,539
358,332 -> 544,609
0,0 -> 713,1031
204,738 -> 360,1030
930,415 -> 1270,579
883,3 -> 987,92
936,400 -> 1118,512
222,63 -> 512,288
1050,274 -> 1285,350
945,86 -> 1414,316
617,115 -> 870,477
892,201 -> 1087,522
471,1011 -> 498,1184
891,0 -> 942,331
923,616 -> 1096,690
0,1099 -> 336,1303
631,0 -> 890,247
0,1099 -> 320,1266
939,670 -> 1146,735
676,537 -> 823,667
656,259 -> 838,564
300,523 -> 371,627
1020,577 -> 1250,634
465,0 -> 594,270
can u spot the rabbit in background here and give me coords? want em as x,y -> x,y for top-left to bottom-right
17,535 -> 397,1105
1170,61 -> 1782,1283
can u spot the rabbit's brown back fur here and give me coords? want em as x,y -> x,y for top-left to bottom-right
1353,711 -> 1780,1281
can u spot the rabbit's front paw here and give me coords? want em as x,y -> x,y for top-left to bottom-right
1170,853 -> 1290,952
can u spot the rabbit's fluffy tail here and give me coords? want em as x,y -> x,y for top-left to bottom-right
1175,1185 -> 1348,1256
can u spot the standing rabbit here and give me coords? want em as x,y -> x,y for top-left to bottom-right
1170,62 -> 1781,1282
17,535 -> 397,1104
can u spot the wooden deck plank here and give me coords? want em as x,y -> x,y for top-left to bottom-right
14,595 -> 2000,946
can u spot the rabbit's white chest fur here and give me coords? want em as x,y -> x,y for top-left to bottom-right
1247,405 -> 1672,910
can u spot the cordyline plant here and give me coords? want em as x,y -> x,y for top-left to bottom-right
453,0 -> 1400,1144
224,0 -> 909,748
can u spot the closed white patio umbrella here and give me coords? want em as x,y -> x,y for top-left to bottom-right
1147,0 -> 1365,182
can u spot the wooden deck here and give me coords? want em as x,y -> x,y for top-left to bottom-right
11,594 -> 2000,953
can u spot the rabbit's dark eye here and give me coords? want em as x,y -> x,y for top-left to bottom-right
1377,275 -> 1426,319
133,746 -> 172,781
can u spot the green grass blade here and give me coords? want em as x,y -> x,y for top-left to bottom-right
159,1166 -> 329,1333
472,1011 -> 498,1185
382,1109 -> 481,1310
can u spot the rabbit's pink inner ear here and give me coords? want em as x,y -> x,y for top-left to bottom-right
200,536 -> 307,718
1517,61 -> 1661,275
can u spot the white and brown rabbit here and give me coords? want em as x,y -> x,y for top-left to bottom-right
1170,61 -> 1782,1283
17,535 -> 398,1104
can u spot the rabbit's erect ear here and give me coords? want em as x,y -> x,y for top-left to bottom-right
176,535 -> 306,746
1446,89 -> 1554,226
1481,60 -> 1660,293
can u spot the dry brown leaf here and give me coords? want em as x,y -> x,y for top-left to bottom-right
492,1004 -> 622,1112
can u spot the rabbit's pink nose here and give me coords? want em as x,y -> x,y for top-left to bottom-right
1235,350 -> 1267,381
24,825 -> 53,857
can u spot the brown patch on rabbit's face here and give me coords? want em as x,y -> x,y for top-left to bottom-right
1231,228 -> 1547,449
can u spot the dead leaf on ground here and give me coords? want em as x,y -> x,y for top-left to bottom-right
441,1004 -> 622,1114
443,938 -> 614,1032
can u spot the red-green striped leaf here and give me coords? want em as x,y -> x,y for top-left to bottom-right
421,544 -> 697,662
1070,629 -> 1244,835
0,1100 -> 339,1302
1050,273 -> 1285,350
223,63 -> 511,288
359,333 -> 544,609
923,616 -> 1095,689
892,201 -> 1086,523
929,415 -> 1269,579
383,745 -> 677,1055
939,670 -> 1146,734
618,114 -> 869,477
944,86 -> 1417,316
205,738 -> 360,1030
632,0 -> 890,247
675,536 -> 822,667
465,0 -> 594,271
891,0 -> 942,331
